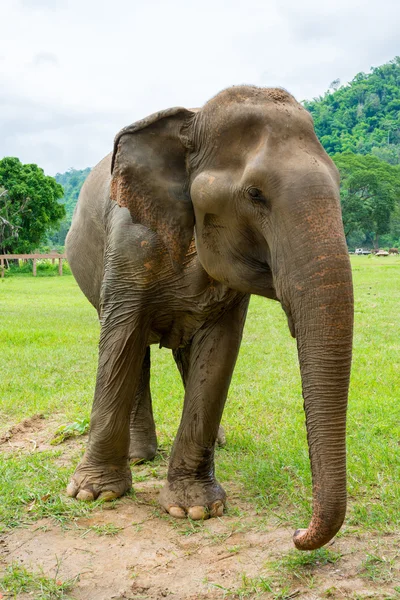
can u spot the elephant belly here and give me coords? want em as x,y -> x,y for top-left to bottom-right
149,315 -> 202,349
148,288 -> 243,350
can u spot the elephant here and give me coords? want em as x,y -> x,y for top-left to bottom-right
65,85 -> 354,551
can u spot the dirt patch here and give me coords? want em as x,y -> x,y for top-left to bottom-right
2,493 -> 400,599
1,421 -> 399,599
0,414 -> 47,446
0,413 -> 87,463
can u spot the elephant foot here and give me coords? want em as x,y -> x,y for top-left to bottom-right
129,440 -> 157,464
66,457 -> 132,502
129,421 -> 158,464
159,478 -> 226,520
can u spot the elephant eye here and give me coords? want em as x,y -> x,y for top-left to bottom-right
248,187 -> 267,203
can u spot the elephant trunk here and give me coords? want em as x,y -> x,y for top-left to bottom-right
275,199 -> 354,550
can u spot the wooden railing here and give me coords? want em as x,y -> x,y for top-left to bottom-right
0,254 -> 67,278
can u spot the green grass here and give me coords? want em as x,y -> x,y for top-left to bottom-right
274,547 -> 343,572
359,552 -> 397,583
0,255 -> 399,536
270,547 -> 343,589
0,562 -> 77,599
0,449 -> 106,534
79,523 -> 123,537
207,573 -> 293,599
0,276 -> 99,426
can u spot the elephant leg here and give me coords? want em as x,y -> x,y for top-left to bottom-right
160,296 -> 249,520
67,303 -> 149,502
173,344 -> 226,447
129,347 -> 158,463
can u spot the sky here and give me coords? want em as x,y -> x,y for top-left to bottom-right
1,0 -> 399,176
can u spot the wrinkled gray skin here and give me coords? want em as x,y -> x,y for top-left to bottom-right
66,86 -> 353,550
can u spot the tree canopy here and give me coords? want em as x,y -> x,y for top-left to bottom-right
304,57 -> 400,248
304,57 -> 400,165
332,153 -> 400,247
0,157 -> 65,254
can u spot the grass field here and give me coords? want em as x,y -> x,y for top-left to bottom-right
0,256 -> 399,599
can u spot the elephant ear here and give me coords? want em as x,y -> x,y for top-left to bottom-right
110,107 -> 195,268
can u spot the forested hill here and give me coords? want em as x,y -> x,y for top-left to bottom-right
55,168 -> 91,222
49,168 -> 91,246
304,57 -> 400,165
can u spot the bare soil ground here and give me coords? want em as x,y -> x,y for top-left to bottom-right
1,416 -> 399,599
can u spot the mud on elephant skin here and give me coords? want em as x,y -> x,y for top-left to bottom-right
65,85 -> 353,550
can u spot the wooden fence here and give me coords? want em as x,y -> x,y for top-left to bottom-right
0,254 -> 67,278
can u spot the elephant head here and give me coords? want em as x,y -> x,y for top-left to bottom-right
110,86 -> 354,550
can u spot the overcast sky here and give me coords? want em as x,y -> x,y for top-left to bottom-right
1,0 -> 399,176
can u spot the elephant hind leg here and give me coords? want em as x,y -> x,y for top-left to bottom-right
173,345 -> 226,447
129,346 -> 158,463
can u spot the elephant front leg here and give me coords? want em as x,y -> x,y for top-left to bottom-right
129,347 -> 158,463
67,316 -> 148,502
160,296 -> 249,520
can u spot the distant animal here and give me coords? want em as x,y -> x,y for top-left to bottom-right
389,248 -> 399,255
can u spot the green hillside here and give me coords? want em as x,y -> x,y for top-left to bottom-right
55,168 -> 91,221
48,168 -> 91,246
304,57 -> 400,165
304,57 -> 400,248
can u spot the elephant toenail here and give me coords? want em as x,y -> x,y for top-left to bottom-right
210,501 -> 224,517
66,482 -> 78,497
76,489 -> 94,502
98,491 -> 119,502
168,506 -> 186,518
188,506 -> 207,520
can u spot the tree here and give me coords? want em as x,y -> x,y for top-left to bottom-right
304,57 -> 400,164
333,153 -> 400,247
0,157 -> 65,253
0,188 -> 24,251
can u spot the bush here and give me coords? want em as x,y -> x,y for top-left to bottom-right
2,259 -> 71,277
